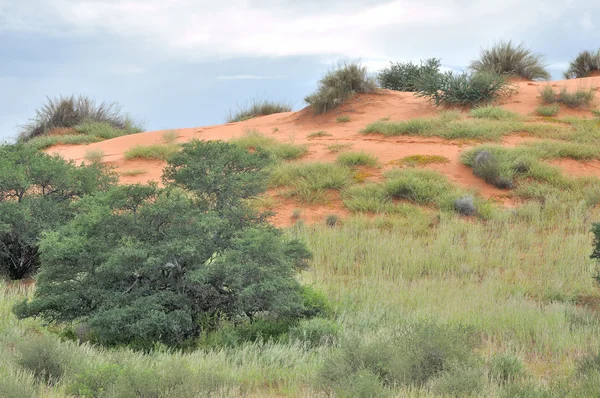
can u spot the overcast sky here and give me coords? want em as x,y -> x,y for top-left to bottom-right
1,0 -> 599,140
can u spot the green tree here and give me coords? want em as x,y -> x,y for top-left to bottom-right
0,144 -> 115,279
15,141 -> 313,348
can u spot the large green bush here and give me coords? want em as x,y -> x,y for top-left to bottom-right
305,61 -> 376,114
377,58 -> 441,92
415,71 -> 512,107
0,144 -> 115,279
469,41 -> 550,80
14,141 -> 315,348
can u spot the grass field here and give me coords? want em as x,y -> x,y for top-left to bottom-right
4,114 -> 600,397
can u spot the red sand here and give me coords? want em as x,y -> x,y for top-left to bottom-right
47,77 -> 600,226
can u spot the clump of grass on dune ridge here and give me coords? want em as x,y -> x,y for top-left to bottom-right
469,40 -> 551,80
305,61 -> 376,114
336,151 -> 378,167
231,129 -> 308,161
124,143 -> 180,161
564,49 -> 600,79
19,95 -> 142,144
540,85 -> 595,109
226,99 -> 292,123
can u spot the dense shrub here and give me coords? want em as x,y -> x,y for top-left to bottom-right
0,144 -> 115,279
19,95 -> 141,141
415,71 -> 512,107
564,50 -> 600,79
454,196 -> 477,216
318,321 -> 480,395
227,99 -> 292,123
14,141 -> 316,348
377,58 -> 441,92
305,61 -> 376,114
469,41 -> 550,80
15,335 -> 70,384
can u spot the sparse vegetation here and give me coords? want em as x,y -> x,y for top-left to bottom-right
415,71 -> 513,107
470,105 -> 521,120
162,130 -> 178,144
564,49 -> 600,79
536,104 -> 560,117
307,131 -> 331,139
392,154 -> 450,167
305,61 -> 376,114
336,115 -> 350,123
231,130 -> 308,161
469,41 -> 550,80
123,143 -> 180,161
120,169 -> 148,176
325,214 -> 340,227
336,151 -> 378,167
377,58 -> 441,92
540,85 -> 595,108
326,142 -> 353,153
83,149 -> 104,164
226,99 -> 292,122
19,95 -> 142,142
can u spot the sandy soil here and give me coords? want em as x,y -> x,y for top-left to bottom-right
46,77 -> 600,226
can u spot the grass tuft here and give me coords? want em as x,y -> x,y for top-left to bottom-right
84,149 -> 104,163
540,86 -> 595,108
336,151 -> 378,167
392,154 -> 450,167
336,115 -> 350,123
536,104 -> 560,117
231,130 -> 308,161
470,106 -> 521,120
469,40 -> 550,80
307,131 -> 332,139
326,142 -> 353,153
226,99 -> 291,123
123,144 -> 180,161
564,50 -> 600,79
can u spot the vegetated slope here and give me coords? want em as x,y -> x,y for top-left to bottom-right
46,76 -> 600,226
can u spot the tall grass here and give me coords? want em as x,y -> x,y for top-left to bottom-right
469,41 -> 550,80
226,99 -> 292,123
564,49 -> 600,79
540,85 -> 595,108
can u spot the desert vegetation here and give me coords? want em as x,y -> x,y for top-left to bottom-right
305,61 -> 376,114
469,41 -> 551,80
227,99 -> 292,123
19,95 -> 142,148
564,49 -> 600,79
377,58 -> 441,92
540,85 -> 595,108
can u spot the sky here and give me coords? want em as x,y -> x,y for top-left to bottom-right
1,0 -> 599,141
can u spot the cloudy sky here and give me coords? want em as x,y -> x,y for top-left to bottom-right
1,0 -> 599,140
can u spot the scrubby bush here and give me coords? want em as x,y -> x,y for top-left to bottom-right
377,58 -> 441,92
337,151 -> 378,167
540,86 -> 595,108
227,99 -> 292,123
488,354 -> 525,384
14,141 -> 317,348
305,61 -> 376,114
326,214 -> 341,227
0,144 -> 115,279
288,318 -> 340,347
469,41 -> 550,80
428,363 -> 485,397
318,321 -> 480,395
16,335 -> 69,384
336,115 -> 351,123
472,150 -> 513,189
83,149 -> 104,164
564,50 -> 600,79
68,363 -> 124,397
19,95 -> 141,141
415,71 -> 512,107
454,196 -> 477,216
0,371 -> 37,398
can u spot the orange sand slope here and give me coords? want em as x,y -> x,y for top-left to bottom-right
47,77 -> 600,225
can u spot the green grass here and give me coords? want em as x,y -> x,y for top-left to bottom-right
120,169 -> 148,176
307,131 -> 332,139
336,151 -> 378,167
231,130 -> 308,161
540,86 -> 596,109
24,134 -> 102,150
470,106 -> 521,120
336,115 -> 350,123
536,104 -> 560,117
75,121 -> 142,139
226,99 -> 292,123
123,143 -> 180,161
269,162 -> 354,204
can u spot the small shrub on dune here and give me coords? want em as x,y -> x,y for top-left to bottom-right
488,353 -> 525,384
307,131 -> 331,139
540,85 -> 595,108
84,149 -> 104,164
564,50 -> 600,79
377,58 -> 441,92
123,143 -> 180,161
19,95 -> 141,141
472,150 -> 513,189
232,130 -> 308,161
536,104 -> 560,117
454,196 -> 477,216
337,151 -> 378,167
227,99 -> 292,123
325,214 -> 341,227
469,40 -> 550,80
305,61 -> 377,114
336,115 -> 351,123
415,71 -> 513,107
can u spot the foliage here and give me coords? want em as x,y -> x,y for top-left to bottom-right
470,105 -> 521,120
288,318 -> 340,347
0,144 -> 115,279
15,335 -> 70,384
564,50 -> 600,79
540,86 -> 595,108
336,151 -> 378,167
14,141 -> 314,348
305,61 -> 376,114
325,214 -> 341,227
536,104 -> 560,117
377,58 -> 441,92
83,149 -> 104,164
336,115 -> 351,123
415,71 -> 513,107
469,41 -> 550,80
123,143 -> 180,161
231,130 -> 308,161
488,354 -> 525,384
472,150 -> 514,189
227,99 -> 292,123
19,95 -> 141,141
454,196 -> 477,216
